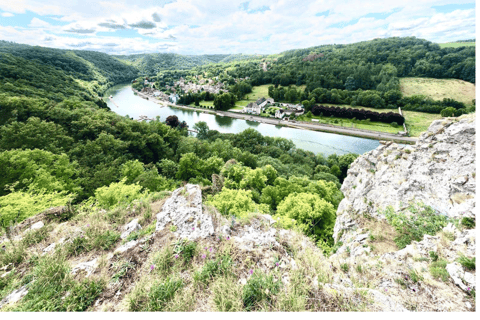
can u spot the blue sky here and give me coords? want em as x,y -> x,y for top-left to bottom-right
0,0 -> 475,55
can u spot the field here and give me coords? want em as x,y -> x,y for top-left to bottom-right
400,78 -> 475,106
234,84 -> 271,107
402,111 -> 443,137
438,42 -> 475,48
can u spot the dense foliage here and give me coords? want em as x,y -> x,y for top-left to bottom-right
311,104 -> 405,125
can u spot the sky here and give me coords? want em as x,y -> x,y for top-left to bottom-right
0,0 -> 476,55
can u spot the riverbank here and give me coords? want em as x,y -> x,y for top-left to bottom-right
133,88 -> 417,144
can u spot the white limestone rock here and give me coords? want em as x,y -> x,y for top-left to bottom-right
0,285 -> 28,309
72,258 -> 98,277
29,221 -> 44,231
156,184 -> 214,240
334,115 -> 476,248
114,240 -> 138,254
121,219 -> 142,239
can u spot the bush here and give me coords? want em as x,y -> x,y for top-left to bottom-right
0,189 -> 73,227
276,193 -> 336,246
193,255 -> 233,285
94,178 -> 144,210
440,107 -> 457,117
207,188 -> 267,218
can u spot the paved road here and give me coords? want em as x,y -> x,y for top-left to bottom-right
155,100 -> 418,144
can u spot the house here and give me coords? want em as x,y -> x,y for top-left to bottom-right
258,98 -> 274,110
169,93 -> 180,104
153,91 -> 161,97
275,109 -> 285,119
243,102 -> 261,115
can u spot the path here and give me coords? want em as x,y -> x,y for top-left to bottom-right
134,88 -> 418,144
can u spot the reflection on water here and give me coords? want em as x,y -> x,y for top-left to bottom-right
104,84 -> 380,155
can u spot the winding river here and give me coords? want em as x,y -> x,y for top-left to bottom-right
105,84 -> 380,156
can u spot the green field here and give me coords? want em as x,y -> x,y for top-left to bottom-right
438,42 -> 475,48
296,104 -> 443,137
400,77 -> 475,106
234,84 -> 271,107
188,100 -> 214,108
402,111 -> 442,137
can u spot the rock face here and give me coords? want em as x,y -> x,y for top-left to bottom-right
334,115 -> 476,242
0,286 -> 28,309
156,184 -> 214,240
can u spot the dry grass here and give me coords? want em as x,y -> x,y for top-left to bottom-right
400,77 -> 475,106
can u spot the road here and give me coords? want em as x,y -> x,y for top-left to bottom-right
140,91 -> 418,144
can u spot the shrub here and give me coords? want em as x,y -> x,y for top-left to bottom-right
0,189 -> 73,227
173,239 -> 197,264
207,188 -> 267,218
276,193 -> 336,246
94,178 -> 144,210
440,107 -> 457,117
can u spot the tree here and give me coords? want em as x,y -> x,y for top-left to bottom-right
276,192 -> 336,244
166,115 -> 180,128
440,107 -> 457,117
213,93 -> 236,111
344,76 -> 356,91
193,121 -> 209,140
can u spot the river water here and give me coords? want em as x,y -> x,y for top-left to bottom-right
105,84 -> 380,156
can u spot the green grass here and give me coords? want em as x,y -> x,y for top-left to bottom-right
128,276 -> 184,311
403,111 -> 443,137
383,203 -> 450,249
400,77 -> 476,106
242,270 -> 282,311
429,260 -> 449,282
234,84 -> 271,108
297,110 -> 401,134
438,42 -> 475,48
193,255 -> 233,286
457,255 -> 475,271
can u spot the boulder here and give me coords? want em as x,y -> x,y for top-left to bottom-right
0,285 -> 28,309
121,219 -> 142,239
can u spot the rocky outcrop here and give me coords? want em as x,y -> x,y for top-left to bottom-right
334,115 -> 475,242
156,184 -> 214,240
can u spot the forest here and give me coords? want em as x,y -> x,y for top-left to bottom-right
0,41 -> 364,253
0,37 -> 476,254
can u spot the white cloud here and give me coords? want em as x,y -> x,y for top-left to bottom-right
1,12 -> 14,17
0,0 -> 475,55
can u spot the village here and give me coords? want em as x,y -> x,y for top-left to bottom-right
133,76 -> 306,121
135,76 -> 228,105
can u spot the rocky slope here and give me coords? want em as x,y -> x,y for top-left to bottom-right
0,116 -> 476,312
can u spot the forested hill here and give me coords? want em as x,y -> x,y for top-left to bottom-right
114,52 -> 263,75
217,37 -> 475,91
0,41 -> 139,96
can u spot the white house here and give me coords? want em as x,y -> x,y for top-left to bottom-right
275,109 -> 285,119
243,102 -> 261,115
169,93 -> 180,104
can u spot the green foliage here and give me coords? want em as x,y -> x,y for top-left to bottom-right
133,277 -> 184,311
0,188 -> 73,227
0,149 -> 81,197
64,229 -> 120,256
384,203 -> 450,249
12,254 -> 105,311
207,188 -> 267,217
340,263 -> 349,273
408,269 -> 423,283
242,270 -> 282,311
276,193 -> 336,246
173,239 -> 197,264
94,178 -> 145,210
457,255 -> 475,271
429,260 -> 449,282
461,217 -> 475,229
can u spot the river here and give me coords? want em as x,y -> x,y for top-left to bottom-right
104,83 -> 380,156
